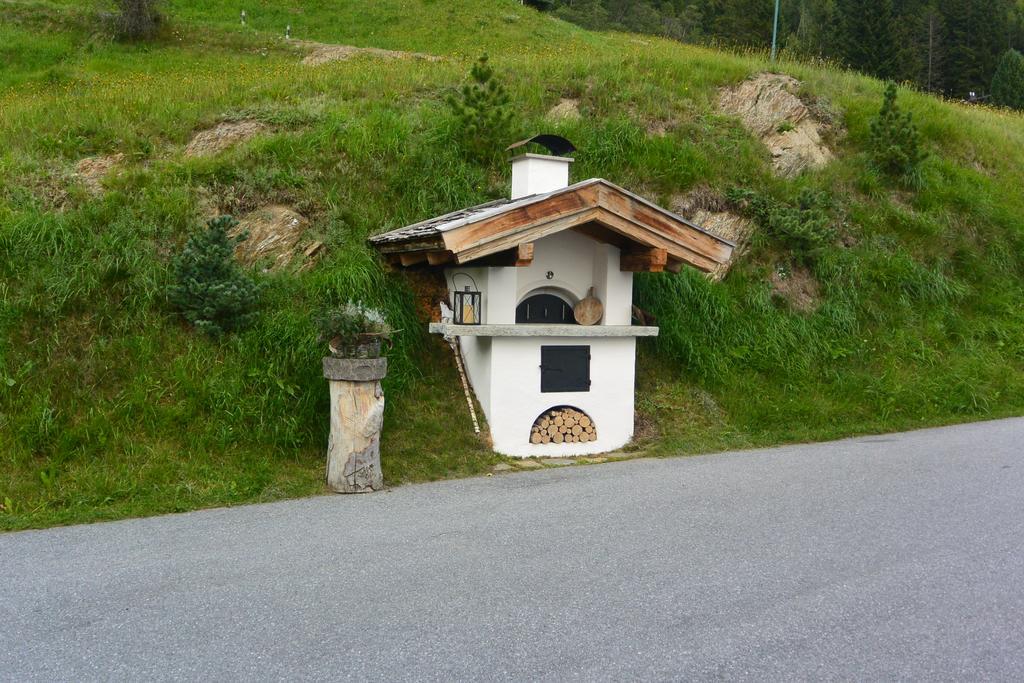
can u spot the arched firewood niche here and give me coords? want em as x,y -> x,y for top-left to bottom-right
529,406 -> 596,444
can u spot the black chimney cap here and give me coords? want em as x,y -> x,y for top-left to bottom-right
506,134 -> 576,157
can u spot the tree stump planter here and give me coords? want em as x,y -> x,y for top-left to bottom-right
322,356 -> 387,493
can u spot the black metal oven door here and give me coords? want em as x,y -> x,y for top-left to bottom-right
540,345 -> 591,393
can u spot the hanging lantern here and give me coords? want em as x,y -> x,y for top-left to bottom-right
453,286 -> 482,325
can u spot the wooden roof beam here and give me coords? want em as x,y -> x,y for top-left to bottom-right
464,243 -> 534,267
620,247 -> 668,273
374,235 -> 445,254
398,251 -> 429,267
513,242 -> 534,266
426,250 -> 455,266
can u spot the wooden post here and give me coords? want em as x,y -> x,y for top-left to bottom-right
322,357 -> 387,493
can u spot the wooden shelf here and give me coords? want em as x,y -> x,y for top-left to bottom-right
428,323 -> 659,338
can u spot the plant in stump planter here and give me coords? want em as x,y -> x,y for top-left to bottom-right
315,302 -> 393,359
316,302 -> 392,493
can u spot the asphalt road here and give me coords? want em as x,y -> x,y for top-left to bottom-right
3,419 -> 1024,681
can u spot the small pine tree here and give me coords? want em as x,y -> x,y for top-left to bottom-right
447,54 -> 515,163
991,49 -> 1024,110
869,83 -> 926,181
168,216 -> 262,338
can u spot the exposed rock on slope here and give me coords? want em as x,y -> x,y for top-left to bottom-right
230,205 -> 320,272
546,98 -> 581,121
300,41 -> 441,66
718,73 -> 835,177
673,187 -> 753,282
185,121 -> 268,157
696,210 -> 754,282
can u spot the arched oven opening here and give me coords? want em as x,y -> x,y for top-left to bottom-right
529,406 -> 596,444
516,290 -> 578,324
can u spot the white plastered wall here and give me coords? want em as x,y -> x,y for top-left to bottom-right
488,336 -> 637,456
445,229 -> 639,456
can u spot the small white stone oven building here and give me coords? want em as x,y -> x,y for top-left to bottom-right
370,137 -> 734,457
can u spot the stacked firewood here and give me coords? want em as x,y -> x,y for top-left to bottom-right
530,407 -> 596,444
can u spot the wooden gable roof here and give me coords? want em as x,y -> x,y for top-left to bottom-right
368,179 -> 734,273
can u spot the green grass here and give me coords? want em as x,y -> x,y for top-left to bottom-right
2,0 -> 1024,531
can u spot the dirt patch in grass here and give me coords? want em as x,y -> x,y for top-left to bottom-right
718,73 -> 835,177
74,153 -> 124,195
185,120 -> 268,157
770,262 -> 821,313
299,41 -> 441,66
645,118 -> 677,137
18,166 -> 72,211
230,205 -> 322,272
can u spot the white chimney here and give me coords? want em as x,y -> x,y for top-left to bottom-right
510,153 -> 573,200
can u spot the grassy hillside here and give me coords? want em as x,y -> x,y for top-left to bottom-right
3,0 -> 1024,530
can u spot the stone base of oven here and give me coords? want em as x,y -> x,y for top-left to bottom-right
495,434 -> 630,458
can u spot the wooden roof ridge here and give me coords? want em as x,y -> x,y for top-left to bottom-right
590,178 -> 730,244
369,179 -> 736,273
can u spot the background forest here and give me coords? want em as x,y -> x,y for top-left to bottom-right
540,0 -> 1024,100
